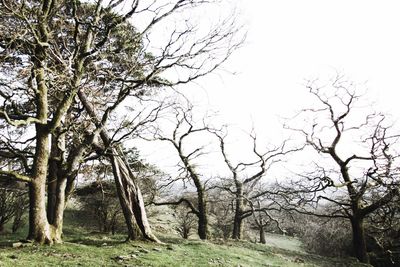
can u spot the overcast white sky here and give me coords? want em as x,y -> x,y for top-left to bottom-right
201,0 -> 400,127
135,0 -> 400,178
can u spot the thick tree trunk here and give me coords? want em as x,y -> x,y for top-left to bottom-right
351,217 -> 369,263
110,148 -> 160,243
28,179 -> 56,244
28,127 -> 59,244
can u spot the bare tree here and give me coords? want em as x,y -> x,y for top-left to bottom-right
281,76 -> 400,263
149,104 -> 215,240
211,129 -> 296,239
249,198 -> 283,244
174,205 -> 197,239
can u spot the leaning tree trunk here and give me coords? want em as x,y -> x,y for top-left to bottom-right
350,216 -> 369,263
77,90 -> 160,243
110,147 -> 160,242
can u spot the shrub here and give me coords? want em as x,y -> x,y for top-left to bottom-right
76,180 -> 124,234
174,206 -> 196,239
300,218 -> 353,257
0,187 -> 28,233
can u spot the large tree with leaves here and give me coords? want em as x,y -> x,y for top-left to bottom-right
0,0 -> 242,244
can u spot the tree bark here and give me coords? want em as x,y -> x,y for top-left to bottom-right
350,217 -> 369,263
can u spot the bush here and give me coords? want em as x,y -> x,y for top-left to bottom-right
174,206 -> 196,239
0,187 -> 28,233
76,180 -> 125,234
300,218 -> 353,257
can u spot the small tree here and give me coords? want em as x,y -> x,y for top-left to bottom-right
174,206 -> 197,239
211,130 -> 297,240
149,104 -> 215,240
208,188 -> 233,239
77,181 -> 124,234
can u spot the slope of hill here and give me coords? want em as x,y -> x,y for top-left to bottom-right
0,209 -> 371,267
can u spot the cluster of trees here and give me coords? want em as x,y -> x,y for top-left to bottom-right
0,0 -> 242,244
0,0 -> 398,266
147,77 -> 399,266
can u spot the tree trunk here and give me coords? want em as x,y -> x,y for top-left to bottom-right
47,133 -> 62,224
50,175 -> 67,243
77,90 -> 160,243
350,217 -> 369,263
259,226 -> 266,244
28,179 -> 56,244
45,132 -> 66,243
232,185 -> 244,239
110,148 -> 160,243
28,127 -> 58,244
197,205 -> 208,240
197,188 -> 208,240
232,216 -> 243,239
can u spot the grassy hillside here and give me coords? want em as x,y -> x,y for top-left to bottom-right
0,234 -> 370,267
0,209 -> 371,267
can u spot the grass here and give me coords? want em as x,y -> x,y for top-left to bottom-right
0,233 -> 370,267
0,209 -> 371,267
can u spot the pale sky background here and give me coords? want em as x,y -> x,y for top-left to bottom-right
134,0 -> 400,179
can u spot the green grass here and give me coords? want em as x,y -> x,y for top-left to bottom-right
0,209 -> 371,267
0,232 -> 370,267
